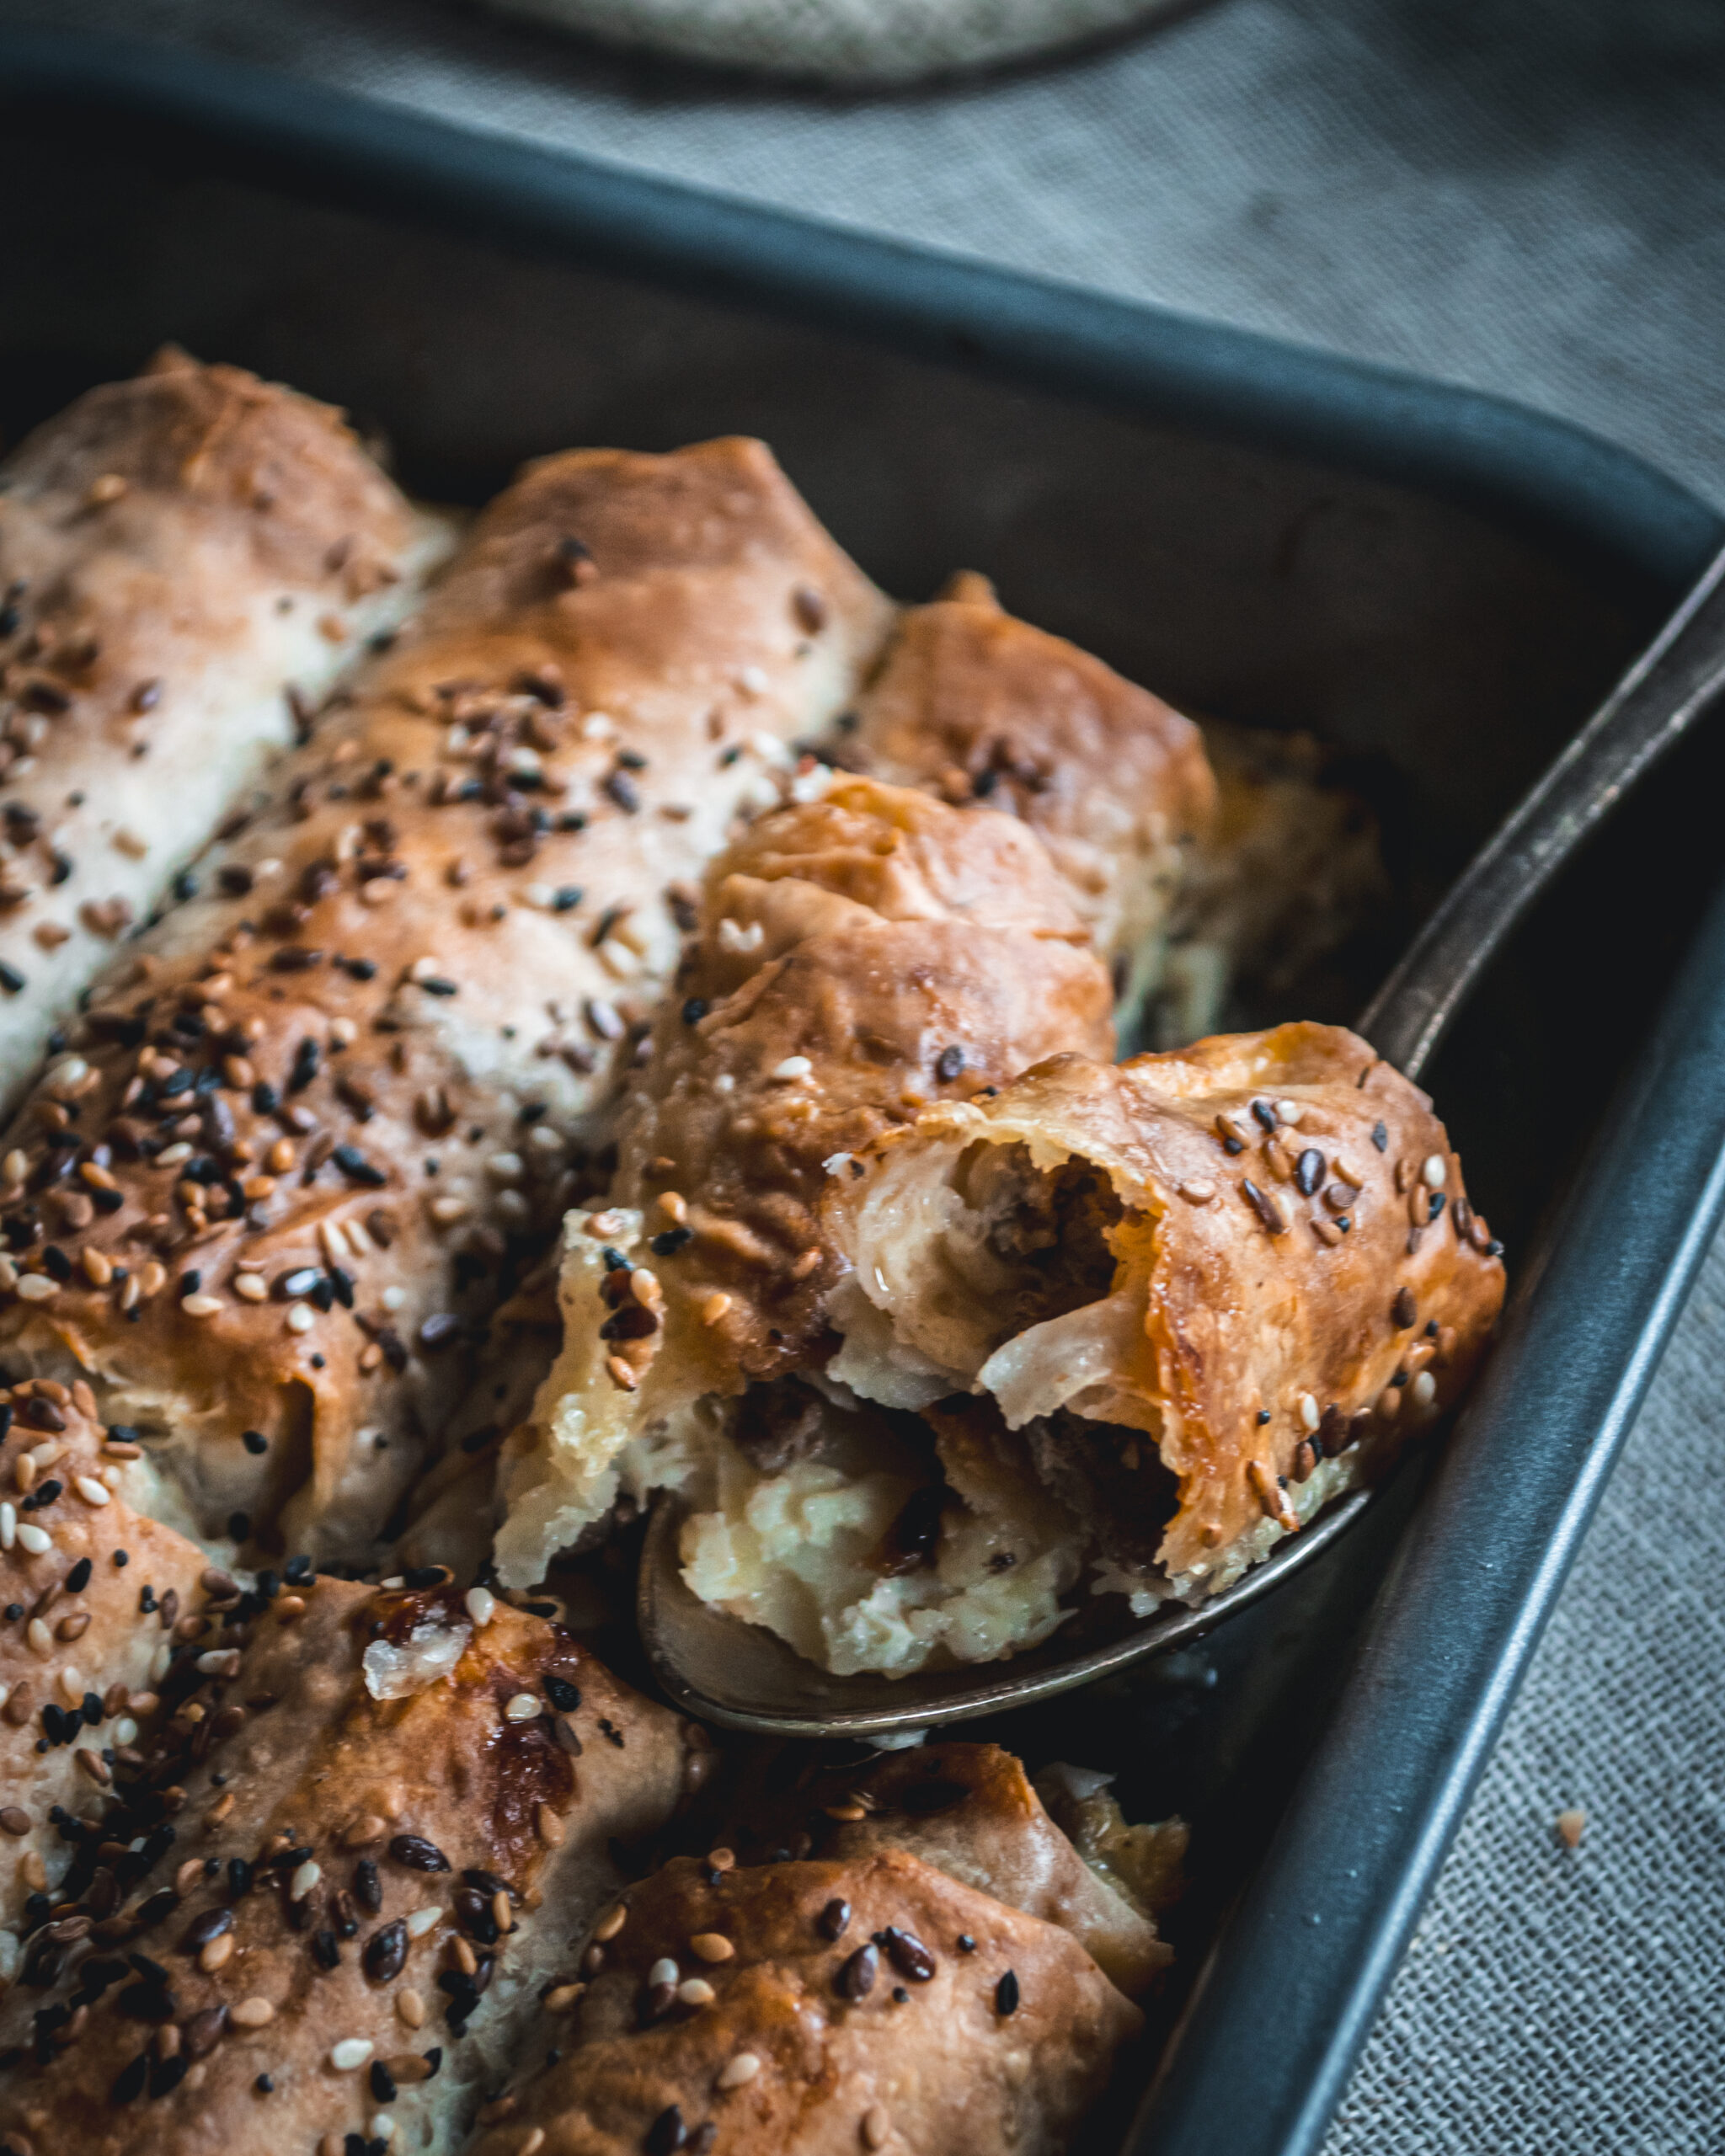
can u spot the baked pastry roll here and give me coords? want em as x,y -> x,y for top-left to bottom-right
714,1738 -> 1178,1999
844,569 -> 1215,1017
0,437 -> 891,1562
818,1023 -> 1505,1620
0,349 -> 456,1108
466,1838 -> 1142,2156
0,1569 -> 698,2156
494,774 -> 1120,1591
0,1380 -> 211,1946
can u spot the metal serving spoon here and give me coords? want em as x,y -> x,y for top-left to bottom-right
638,541 -> 1725,1737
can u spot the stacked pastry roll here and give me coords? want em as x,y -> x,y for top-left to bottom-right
468,1741 -> 1174,2156
0,1565 -> 699,2156
0,434 -> 892,1563
494,704 -> 1498,1676
0,349 -> 457,1107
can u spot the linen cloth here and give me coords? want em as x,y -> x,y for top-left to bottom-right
3,2 -> 1724,2147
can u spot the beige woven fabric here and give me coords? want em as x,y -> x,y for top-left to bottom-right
476,0 -> 1188,86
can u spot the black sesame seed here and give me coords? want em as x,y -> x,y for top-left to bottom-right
645,2104 -> 686,2155
1256,1408 -> 1273,1426
543,1674 -> 582,1713
0,962 -> 24,995
255,2073 -> 275,2094
1371,1121 -> 1389,1152
552,886 -> 584,913
66,1557 -> 92,1593
243,1429 -> 268,1456
836,1942 -> 878,2001
649,1226 -> 692,1257
995,1969 -> 1020,2016
956,1934 -> 976,1953
1250,1098 -> 1278,1131
936,1045 -> 966,1083
818,1897 -> 851,1942
681,997 -> 708,1025
388,1834 -> 451,1873
370,2060 -> 398,2103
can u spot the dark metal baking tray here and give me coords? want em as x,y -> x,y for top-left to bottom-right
4,32 -> 1724,2155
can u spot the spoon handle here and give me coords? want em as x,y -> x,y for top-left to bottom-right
1360,541 -> 1725,1081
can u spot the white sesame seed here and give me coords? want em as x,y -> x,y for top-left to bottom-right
150,1642 -> 173,1684
2,1150 -> 26,1184
1422,1155 -> 1447,1188
318,1219 -> 351,1263
285,1302 -> 315,1333
381,1577 -> 404,1590
771,1056 -> 812,1081
1275,1099 -> 1304,1125
329,1017 -> 357,1047
528,1125 -> 564,1154
369,2117 -> 396,2146
505,1693 -> 541,1722
409,957 -> 445,984
0,1259 -> 16,1292
230,1998 -> 275,2029
1298,1393 -> 1321,1432
59,1667 -> 85,1704
115,1717 -> 137,1745
382,1285 -> 407,1310
330,2038 -> 373,2071
25,1619 -> 50,1656
464,1587 -> 495,1628
16,1275 -> 57,1303
713,1072 -> 734,1095
717,2052 -> 760,2089
75,1476 -> 110,1506
0,1502 -> 13,1551
16,1524 -> 51,1556
580,712 -> 616,741
648,1958 -> 679,1988
1410,1369 -> 1438,1406
487,1153 -> 524,1183
234,1273 -> 268,1303
679,1977 -> 716,2007
155,1142 -> 193,1167
406,1906 -> 441,1939
45,1056 -> 89,1101
495,1189 -> 530,1223
196,1649 -> 241,1677
290,1860 -> 322,1900
715,917 -> 763,955
429,1195 -> 469,1225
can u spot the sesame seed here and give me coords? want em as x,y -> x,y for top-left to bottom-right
717,2052 -> 761,2089
862,2105 -> 891,2149
290,1860 -> 323,1900
1422,1154 -> 1447,1187
16,1275 -> 57,1303
649,1957 -> 680,1988
1410,1370 -> 1437,1406
16,1523 -> 51,1555
1297,1394 -> 1321,1433
405,1907 -> 441,1938
505,1692 -> 541,1722
593,1903 -> 628,1941
231,1997 -> 275,2028
544,1983 -> 585,2012
331,2037 -> 374,2071
689,1931 -> 734,1962
464,1586 -> 495,1627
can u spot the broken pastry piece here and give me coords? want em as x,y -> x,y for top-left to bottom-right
0,437 -> 891,1564
0,348 -> 457,1109
0,1570 -> 697,2156
493,775 -> 1119,1597
467,1753 -> 1151,2156
809,1022 -> 1504,1633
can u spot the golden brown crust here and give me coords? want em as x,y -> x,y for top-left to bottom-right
0,438 -> 893,1560
494,776 -> 1114,1582
847,573 -> 1215,968
0,1574 -> 695,2156
0,350 -> 455,1107
469,1847 -> 1140,2156
717,1740 -> 1168,1998
831,1022 -> 1506,1599
613,776 -> 1114,1386
0,1383 -> 210,1943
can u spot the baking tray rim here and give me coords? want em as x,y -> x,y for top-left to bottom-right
0,25 -> 1720,597
5,35 -> 1725,2156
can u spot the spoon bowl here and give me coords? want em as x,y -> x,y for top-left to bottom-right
637,538 -> 1725,1736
